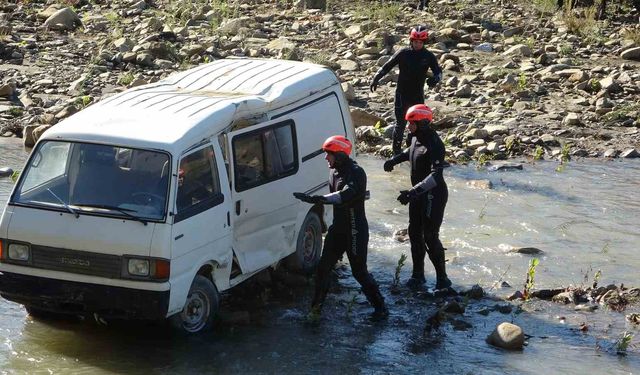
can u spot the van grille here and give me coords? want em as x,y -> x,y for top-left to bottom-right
31,245 -> 122,279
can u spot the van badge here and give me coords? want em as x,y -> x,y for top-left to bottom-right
60,257 -> 90,267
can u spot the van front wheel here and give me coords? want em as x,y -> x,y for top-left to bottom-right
170,275 -> 219,334
287,212 -> 322,274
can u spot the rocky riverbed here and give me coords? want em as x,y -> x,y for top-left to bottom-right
0,0 -> 639,162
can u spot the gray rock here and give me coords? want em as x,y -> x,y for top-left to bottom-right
599,76 -> 621,93
33,124 -> 52,143
486,322 -> 525,350
620,149 -> 639,158
563,113 -> 581,126
23,125 -> 39,147
113,38 -> 135,53
455,84 -> 472,98
337,59 -> 358,71
603,149 -> 617,158
503,44 -> 532,57
474,43 -> 493,53
0,167 -> 14,177
620,47 -> 640,61
350,108 -> 384,128
341,82 -> 355,102
574,304 -> 598,312
0,82 -> 16,98
44,7 -> 82,31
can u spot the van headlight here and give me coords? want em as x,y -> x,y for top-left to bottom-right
128,258 -> 150,276
8,243 -> 30,261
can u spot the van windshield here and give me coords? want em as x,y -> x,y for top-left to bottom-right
12,141 -> 170,221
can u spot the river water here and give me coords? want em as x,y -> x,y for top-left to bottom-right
1,137 -> 639,374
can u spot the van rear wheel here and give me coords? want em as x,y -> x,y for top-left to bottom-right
287,211 -> 322,274
170,275 -> 219,334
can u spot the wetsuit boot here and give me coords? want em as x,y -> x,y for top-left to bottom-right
427,242 -> 451,290
362,282 -> 388,321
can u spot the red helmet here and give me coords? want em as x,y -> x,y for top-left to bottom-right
322,135 -> 352,155
410,26 -> 428,41
405,104 -> 433,123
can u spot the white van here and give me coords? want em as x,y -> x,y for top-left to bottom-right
0,58 -> 355,333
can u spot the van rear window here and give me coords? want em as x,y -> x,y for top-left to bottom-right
232,121 -> 297,192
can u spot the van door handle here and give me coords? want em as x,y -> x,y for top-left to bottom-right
235,200 -> 241,215
175,234 -> 184,240
227,211 -> 230,226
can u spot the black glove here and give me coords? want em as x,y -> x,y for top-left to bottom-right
397,190 -> 417,205
427,76 -> 438,88
293,192 -> 326,204
383,159 -> 396,172
370,78 -> 379,92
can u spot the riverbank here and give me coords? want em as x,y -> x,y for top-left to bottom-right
1,0 -> 639,161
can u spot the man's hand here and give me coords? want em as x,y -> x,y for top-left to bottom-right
397,190 -> 417,205
427,76 -> 438,88
370,79 -> 379,92
383,159 -> 395,172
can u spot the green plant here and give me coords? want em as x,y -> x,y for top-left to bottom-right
7,107 -> 23,118
603,104 -> 640,124
592,269 -> 602,288
523,258 -> 540,300
353,0 -> 402,24
475,153 -> 493,169
588,78 -> 601,92
118,72 -> 135,86
556,143 -> 571,172
505,137 -> 519,156
75,95 -> 92,108
531,0 -> 558,14
601,241 -> 610,254
562,3 -> 600,37
478,196 -> 489,220
616,331 -> 633,355
518,72 -> 528,91
392,253 -> 407,289
622,27 -> 640,45
559,43 -> 573,57
10,170 -> 20,183
533,145 -> 544,161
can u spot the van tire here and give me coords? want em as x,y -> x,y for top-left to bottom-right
170,275 -> 220,334
286,211 -> 322,274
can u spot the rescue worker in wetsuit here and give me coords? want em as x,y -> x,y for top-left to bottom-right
382,105 -> 452,290
369,25 -> 442,155
293,136 -> 388,320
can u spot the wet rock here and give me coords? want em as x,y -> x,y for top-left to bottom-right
466,179 -> 493,189
443,301 -> 465,314
394,228 -> 409,243
552,291 -> 576,304
486,322 -> 525,350
486,162 -> 523,171
0,167 -> 14,177
574,304 -> 598,312
510,247 -> 544,255
494,304 -> 513,314
32,125 -> 51,143
620,149 -> 639,158
464,284 -> 484,300
341,82 -> 355,102
531,289 -> 564,300
44,7 -> 82,31
626,313 -> 640,324
507,290 -> 524,301
451,319 -> 473,331
603,149 -> 617,158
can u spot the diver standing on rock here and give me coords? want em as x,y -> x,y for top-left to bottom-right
294,136 -> 388,321
369,25 -> 442,155
382,105 -> 452,291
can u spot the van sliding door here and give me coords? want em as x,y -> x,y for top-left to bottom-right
228,119 -> 303,274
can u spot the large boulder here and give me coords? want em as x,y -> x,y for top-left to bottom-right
350,108 -> 385,128
486,322 -> 525,350
44,7 -> 82,31
620,47 -> 640,61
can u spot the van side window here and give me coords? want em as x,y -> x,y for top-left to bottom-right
232,121 -> 297,192
175,146 -> 222,222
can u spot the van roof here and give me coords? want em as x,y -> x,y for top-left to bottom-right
42,58 -> 340,154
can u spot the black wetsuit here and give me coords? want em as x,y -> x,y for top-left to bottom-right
387,126 -> 449,286
372,47 -> 442,154
311,158 -> 385,312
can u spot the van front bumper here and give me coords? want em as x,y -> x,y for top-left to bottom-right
0,272 -> 169,320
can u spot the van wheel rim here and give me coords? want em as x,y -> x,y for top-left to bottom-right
302,225 -> 318,263
181,290 -> 210,332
